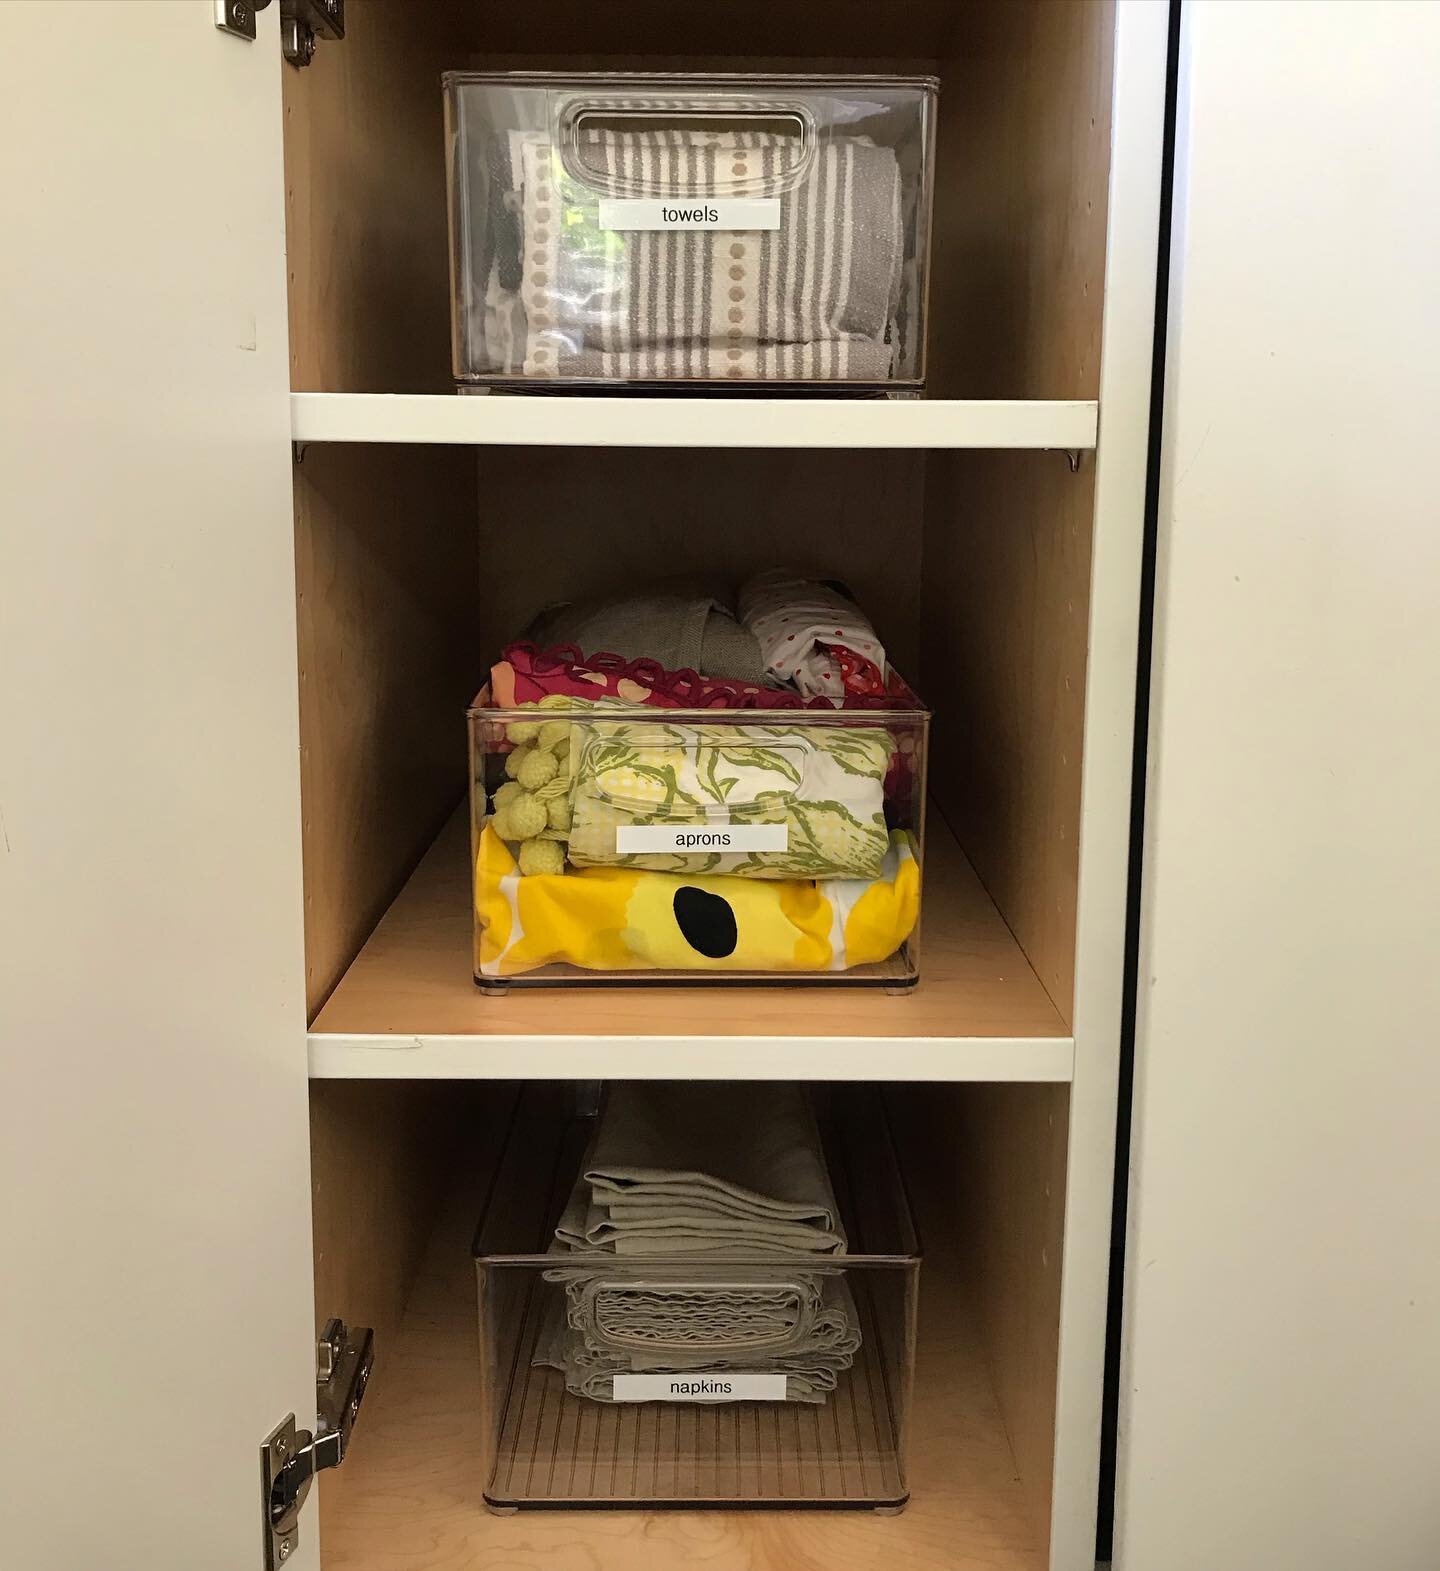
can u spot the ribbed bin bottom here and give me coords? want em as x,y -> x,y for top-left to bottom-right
487,1272 -> 906,1509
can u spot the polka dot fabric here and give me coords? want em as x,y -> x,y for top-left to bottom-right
488,642 -> 903,714
738,570 -> 889,702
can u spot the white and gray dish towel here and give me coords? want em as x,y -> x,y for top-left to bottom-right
535,1082 -> 862,1404
478,125 -> 905,382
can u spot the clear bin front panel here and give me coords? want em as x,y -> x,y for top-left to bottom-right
446,72 -> 937,391
467,694 -> 929,990
475,1085 -> 921,1510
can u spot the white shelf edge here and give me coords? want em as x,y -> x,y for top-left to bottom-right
289,392 -> 1099,451
306,1031 -> 1076,1082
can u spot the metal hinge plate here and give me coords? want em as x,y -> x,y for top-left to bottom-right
280,0 -> 345,67
213,0 -> 272,42
260,1318 -> 374,1568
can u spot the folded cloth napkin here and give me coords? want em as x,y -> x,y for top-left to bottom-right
533,1283 -> 861,1405
532,1084 -> 862,1404
565,716 -> 894,881
485,126 -> 903,382
547,1268 -> 858,1356
739,570 -> 890,701
555,1185 -> 844,1256
572,1082 -> 845,1244
557,1275 -> 813,1352
528,587 -> 768,685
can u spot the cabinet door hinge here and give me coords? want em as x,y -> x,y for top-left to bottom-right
280,0 -> 345,68
260,1318 -> 374,1568
213,0 -> 272,43
214,0 -> 343,65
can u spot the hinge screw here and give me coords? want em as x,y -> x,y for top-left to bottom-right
233,1 -> 249,24
278,1538 -> 292,1562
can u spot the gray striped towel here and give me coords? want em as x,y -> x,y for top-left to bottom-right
486,125 -> 903,383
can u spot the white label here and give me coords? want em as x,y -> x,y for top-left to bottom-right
611,1373 -> 789,1403
598,198 -> 782,231
615,823 -> 790,854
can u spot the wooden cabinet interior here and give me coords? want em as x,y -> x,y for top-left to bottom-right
311,1080 -> 1066,1570
286,0 -> 1113,1025
285,2 -> 1116,1565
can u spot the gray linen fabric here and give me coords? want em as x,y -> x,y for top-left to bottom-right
528,588 -> 767,683
577,1082 -> 845,1243
534,1083 -> 861,1405
534,1276 -> 862,1406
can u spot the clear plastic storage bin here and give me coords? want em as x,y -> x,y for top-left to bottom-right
445,72 -> 938,391
467,686 -> 929,990
474,1084 -> 922,1511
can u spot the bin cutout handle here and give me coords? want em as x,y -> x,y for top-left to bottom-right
554,98 -> 817,197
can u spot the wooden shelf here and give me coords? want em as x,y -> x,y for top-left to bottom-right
308,810 -> 1072,1081
289,392 -> 1099,451
317,1182 -> 1046,1571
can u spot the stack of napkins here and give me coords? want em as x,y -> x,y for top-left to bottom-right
536,1082 -> 861,1405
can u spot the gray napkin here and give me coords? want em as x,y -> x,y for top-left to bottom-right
533,1083 -> 861,1405
534,1276 -> 862,1407
555,1188 -> 845,1256
547,1268 -> 858,1357
575,1082 -> 846,1246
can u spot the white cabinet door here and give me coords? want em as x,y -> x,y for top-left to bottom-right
1117,4 -> 1440,1569
0,4 -> 317,1568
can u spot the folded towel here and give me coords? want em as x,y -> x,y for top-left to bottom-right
490,126 -> 903,382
